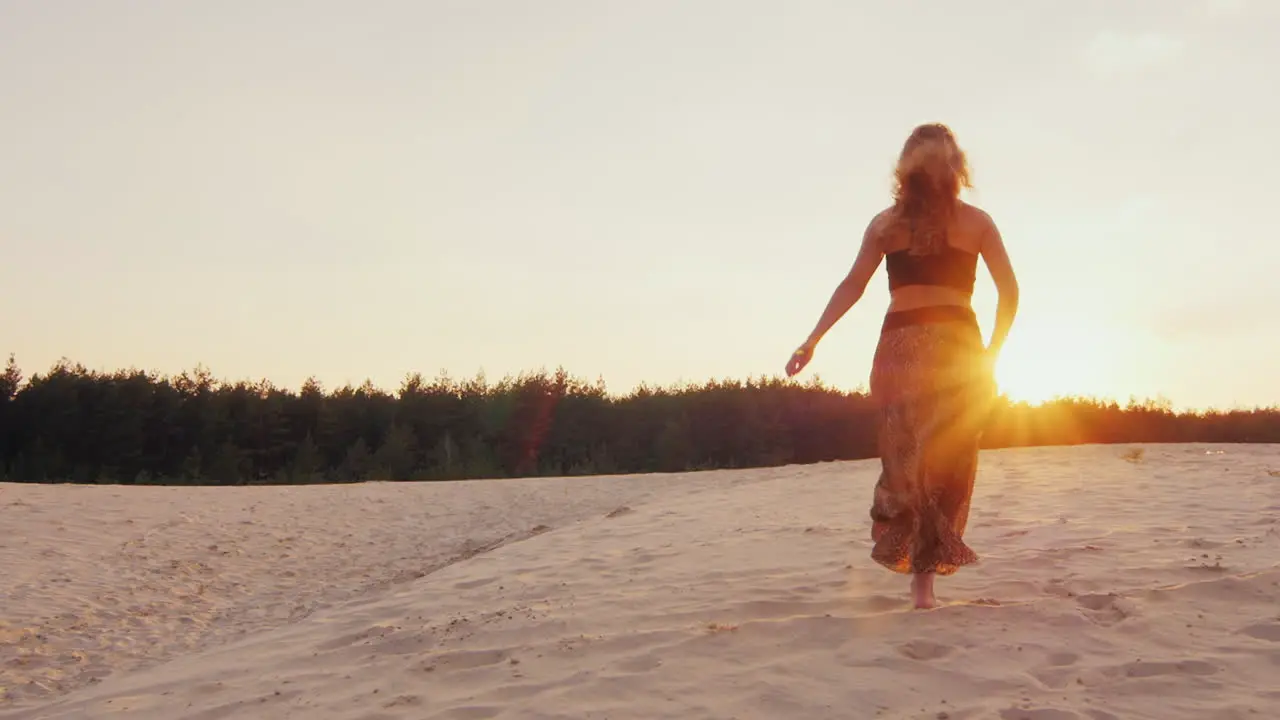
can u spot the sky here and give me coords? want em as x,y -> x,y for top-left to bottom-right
2,0 -> 1277,410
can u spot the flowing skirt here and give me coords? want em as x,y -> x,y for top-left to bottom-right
868,305 -> 995,575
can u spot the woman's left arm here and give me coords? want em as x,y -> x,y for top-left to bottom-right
786,214 -> 886,376
804,213 -> 886,346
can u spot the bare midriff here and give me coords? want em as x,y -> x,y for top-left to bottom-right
886,284 -> 973,314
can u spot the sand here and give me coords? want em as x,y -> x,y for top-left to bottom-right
1,443 -> 1278,720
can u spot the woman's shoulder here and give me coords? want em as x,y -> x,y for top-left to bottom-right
958,200 -> 996,225
862,206 -> 898,246
957,201 -> 1004,250
869,205 -> 898,228
958,201 -> 1002,238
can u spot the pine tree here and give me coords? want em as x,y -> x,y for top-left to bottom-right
373,423 -> 416,480
0,355 -> 20,471
181,446 -> 204,482
338,438 -> 372,483
0,354 -> 21,401
291,432 -> 323,484
207,442 -> 244,485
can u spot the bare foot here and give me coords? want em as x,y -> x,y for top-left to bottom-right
911,573 -> 937,609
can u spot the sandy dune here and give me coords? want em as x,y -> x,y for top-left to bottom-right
2,443 -> 1279,719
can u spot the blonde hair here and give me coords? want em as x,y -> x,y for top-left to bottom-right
889,123 -> 972,254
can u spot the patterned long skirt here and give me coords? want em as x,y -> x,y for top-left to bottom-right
868,305 -> 995,576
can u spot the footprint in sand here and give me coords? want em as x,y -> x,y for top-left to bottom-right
429,648 -> 508,671
898,639 -> 954,661
375,630 -> 439,656
1029,652 -> 1081,689
1047,651 -> 1079,667
1074,593 -> 1134,626
1242,621 -> 1280,642
859,594 -> 903,613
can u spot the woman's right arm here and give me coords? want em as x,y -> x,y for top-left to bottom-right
979,212 -> 1019,357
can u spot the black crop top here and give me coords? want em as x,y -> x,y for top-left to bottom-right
885,246 -> 978,294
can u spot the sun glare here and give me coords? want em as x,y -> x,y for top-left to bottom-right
994,323 -> 1110,405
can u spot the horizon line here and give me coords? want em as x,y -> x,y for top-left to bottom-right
6,353 -> 1278,415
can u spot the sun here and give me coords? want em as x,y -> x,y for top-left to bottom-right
993,322 -> 1111,405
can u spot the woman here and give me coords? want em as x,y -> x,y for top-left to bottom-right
784,123 -> 1019,609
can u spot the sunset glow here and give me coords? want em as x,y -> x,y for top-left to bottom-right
993,323 -> 1111,406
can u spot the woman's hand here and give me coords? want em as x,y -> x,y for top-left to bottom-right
785,340 -> 817,377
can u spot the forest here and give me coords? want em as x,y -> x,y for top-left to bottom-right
1,354 -> 1277,485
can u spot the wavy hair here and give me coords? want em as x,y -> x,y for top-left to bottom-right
889,123 -> 972,255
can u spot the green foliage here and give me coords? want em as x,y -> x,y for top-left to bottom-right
0,355 -> 1277,485
290,432 -> 323,484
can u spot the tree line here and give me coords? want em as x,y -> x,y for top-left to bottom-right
0,355 -> 1277,485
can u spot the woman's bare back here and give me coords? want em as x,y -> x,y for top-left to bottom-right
877,201 -> 1014,314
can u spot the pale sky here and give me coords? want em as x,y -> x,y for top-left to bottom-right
2,1 -> 1277,410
